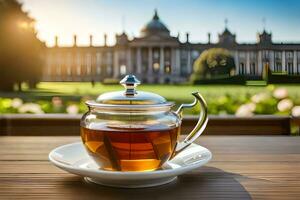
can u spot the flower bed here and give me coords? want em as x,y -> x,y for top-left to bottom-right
0,86 -> 300,117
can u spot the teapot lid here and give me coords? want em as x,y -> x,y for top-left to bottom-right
86,75 -> 173,109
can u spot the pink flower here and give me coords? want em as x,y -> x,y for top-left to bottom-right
251,93 -> 269,103
277,99 -> 293,112
273,88 -> 288,99
292,106 -> 300,117
11,98 -> 23,108
235,103 -> 256,117
66,104 -> 79,114
18,103 -> 44,114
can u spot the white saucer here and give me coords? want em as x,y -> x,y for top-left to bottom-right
49,142 -> 212,188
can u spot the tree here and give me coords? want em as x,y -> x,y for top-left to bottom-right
0,0 -> 44,91
191,48 -> 235,82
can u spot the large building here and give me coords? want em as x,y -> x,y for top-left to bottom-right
43,10 -> 300,83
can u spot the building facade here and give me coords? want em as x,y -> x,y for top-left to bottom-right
43,10 -> 300,83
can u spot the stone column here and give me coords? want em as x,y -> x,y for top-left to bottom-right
126,48 -> 132,74
187,49 -> 192,74
56,53 -> 60,81
148,47 -> 153,75
159,47 -> 164,75
282,51 -> 286,72
293,50 -> 297,74
258,51 -> 262,75
171,48 -> 176,75
76,53 -> 81,80
136,47 -> 142,75
113,51 -> 119,78
106,52 -> 113,76
96,52 -> 101,79
175,48 -> 181,76
45,54 -> 52,81
86,53 -> 91,76
269,51 -> 275,71
234,51 -> 239,74
246,52 -> 250,74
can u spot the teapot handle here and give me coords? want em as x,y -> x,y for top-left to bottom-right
172,92 -> 208,158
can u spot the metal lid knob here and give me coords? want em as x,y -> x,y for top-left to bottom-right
120,75 -> 141,96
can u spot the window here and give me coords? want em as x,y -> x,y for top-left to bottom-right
120,65 -> 126,75
86,54 -> 91,75
239,63 -> 246,75
141,48 -> 148,73
275,51 -> 282,59
250,52 -> 256,60
153,51 -> 159,60
287,62 -> 293,74
67,53 -> 72,76
192,50 -> 199,59
120,51 -> 126,59
107,65 -> 112,76
47,54 -> 52,76
180,50 -> 188,75
96,53 -> 101,75
239,52 -> 246,59
275,62 -> 282,72
107,52 -> 113,65
286,51 -> 293,59
164,61 -> 171,74
56,66 -> 61,76
250,63 -> 256,75
262,50 -> 269,60
96,67 -> 101,75
153,63 -> 160,72
76,54 -> 81,76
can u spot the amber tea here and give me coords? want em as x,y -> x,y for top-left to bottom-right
81,124 -> 179,171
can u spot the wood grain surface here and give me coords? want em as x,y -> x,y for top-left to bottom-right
0,136 -> 300,199
0,114 -> 292,136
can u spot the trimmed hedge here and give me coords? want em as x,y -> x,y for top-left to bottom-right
268,74 -> 300,84
193,75 -> 262,84
102,78 -> 119,85
193,73 -> 300,85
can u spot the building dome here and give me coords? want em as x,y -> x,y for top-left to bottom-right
140,10 -> 170,37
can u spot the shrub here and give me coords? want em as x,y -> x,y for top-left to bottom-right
102,78 -> 120,85
191,48 -> 235,82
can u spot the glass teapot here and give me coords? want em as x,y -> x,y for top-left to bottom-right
80,75 -> 208,172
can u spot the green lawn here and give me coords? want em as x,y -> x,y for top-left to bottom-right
1,82 -> 300,115
34,82 -> 300,102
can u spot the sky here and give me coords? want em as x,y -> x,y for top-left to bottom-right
20,0 -> 300,47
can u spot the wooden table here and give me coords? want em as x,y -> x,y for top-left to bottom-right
1,136 -> 300,199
